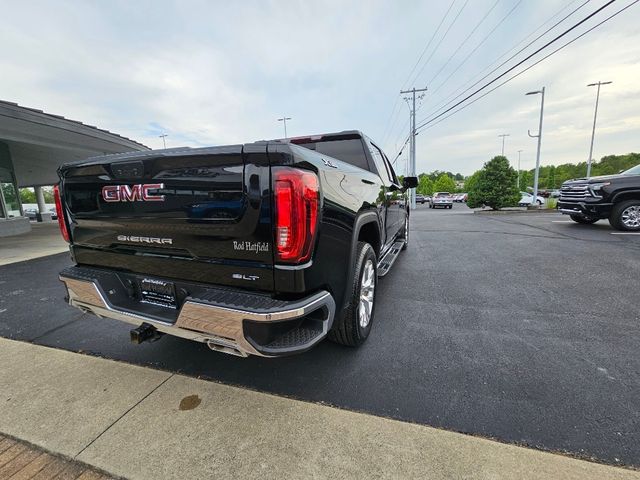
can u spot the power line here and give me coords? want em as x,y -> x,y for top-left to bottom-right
422,0 -> 592,125
462,0 -> 586,90
428,0 -> 525,100
415,0 -> 618,131
387,0 -> 468,154
415,0 -> 638,134
391,135 -> 411,165
425,0 -> 501,88
380,0 -> 455,146
410,0 -> 471,86
401,0 -> 456,90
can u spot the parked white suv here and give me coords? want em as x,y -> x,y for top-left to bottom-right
518,192 -> 545,206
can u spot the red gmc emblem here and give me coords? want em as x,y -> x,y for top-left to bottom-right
101,184 -> 165,202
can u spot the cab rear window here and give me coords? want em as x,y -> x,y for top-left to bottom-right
293,138 -> 369,171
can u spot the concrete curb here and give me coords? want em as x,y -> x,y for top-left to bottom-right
0,338 -> 638,480
474,208 -> 559,215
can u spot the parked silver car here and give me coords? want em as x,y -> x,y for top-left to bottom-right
430,192 -> 453,209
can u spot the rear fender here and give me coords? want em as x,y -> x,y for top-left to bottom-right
343,211 -> 380,311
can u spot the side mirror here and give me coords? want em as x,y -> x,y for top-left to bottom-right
402,176 -> 418,189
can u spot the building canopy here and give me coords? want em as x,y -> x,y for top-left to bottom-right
0,99 -> 149,224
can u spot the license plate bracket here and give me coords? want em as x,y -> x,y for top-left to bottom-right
140,278 -> 177,309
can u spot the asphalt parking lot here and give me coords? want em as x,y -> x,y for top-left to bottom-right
1,204 -> 639,467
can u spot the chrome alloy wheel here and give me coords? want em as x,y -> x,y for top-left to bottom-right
621,205 -> 640,229
358,259 -> 375,328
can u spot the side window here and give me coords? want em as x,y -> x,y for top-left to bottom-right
368,141 -> 394,185
382,152 -> 400,185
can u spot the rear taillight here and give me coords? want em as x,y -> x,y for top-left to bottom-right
274,167 -> 319,263
53,185 -> 70,243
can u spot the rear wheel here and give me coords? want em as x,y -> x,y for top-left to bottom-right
609,200 -> 640,231
328,242 -> 377,347
570,214 -> 598,225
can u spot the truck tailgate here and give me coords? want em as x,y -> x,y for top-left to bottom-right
59,144 -> 274,291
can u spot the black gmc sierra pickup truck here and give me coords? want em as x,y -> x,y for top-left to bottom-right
55,131 -> 417,357
558,163 -> 640,230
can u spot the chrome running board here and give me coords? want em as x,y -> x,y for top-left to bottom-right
377,240 -> 405,277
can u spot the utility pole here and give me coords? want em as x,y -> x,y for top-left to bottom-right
498,134 -> 510,156
526,87 -> 545,207
517,150 -> 523,189
159,134 -> 168,149
586,81 -> 612,178
400,86 -> 428,210
277,116 -> 292,139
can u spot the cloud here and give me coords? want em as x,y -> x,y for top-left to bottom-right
0,0 -> 637,176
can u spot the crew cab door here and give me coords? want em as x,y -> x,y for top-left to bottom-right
367,141 -> 401,244
382,151 -> 405,237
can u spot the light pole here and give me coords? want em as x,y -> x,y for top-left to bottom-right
586,81 -> 612,178
526,87 -> 545,207
159,133 -> 168,149
517,150 -> 523,189
277,116 -> 292,139
498,134 -> 510,156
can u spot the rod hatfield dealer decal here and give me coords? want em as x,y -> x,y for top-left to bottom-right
233,241 -> 269,254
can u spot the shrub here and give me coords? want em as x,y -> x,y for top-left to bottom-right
467,156 -> 520,210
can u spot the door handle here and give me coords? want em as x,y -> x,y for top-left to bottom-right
361,179 -> 374,185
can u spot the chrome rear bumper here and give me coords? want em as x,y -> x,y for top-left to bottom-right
60,266 -> 335,357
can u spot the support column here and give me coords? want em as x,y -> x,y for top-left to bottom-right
34,186 -> 52,222
35,186 -> 47,213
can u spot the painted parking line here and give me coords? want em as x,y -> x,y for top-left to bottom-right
610,232 -> 640,235
551,220 -> 574,223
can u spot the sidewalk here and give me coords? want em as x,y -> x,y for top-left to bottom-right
0,434 -> 115,479
0,337 -> 638,480
0,223 -> 68,266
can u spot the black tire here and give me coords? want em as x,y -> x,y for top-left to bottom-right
570,214 -> 598,225
328,242 -> 377,347
609,200 -> 640,231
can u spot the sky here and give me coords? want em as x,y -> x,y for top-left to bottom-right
1,0 -> 638,176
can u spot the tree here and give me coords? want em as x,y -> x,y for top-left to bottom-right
19,188 -> 36,203
467,156 -> 520,210
515,153 -> 640,189
417,174 -> 434,196
433,174 -> 456,193
42,187 -> 54,203
518,170 -> 532,191
464,171 -> 481,195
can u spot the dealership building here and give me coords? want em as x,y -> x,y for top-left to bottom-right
0,100 -> 148,235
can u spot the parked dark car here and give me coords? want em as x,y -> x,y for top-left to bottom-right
56,130 -> 417,357
24,208 -> 38,220
558,164 -> 640,230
